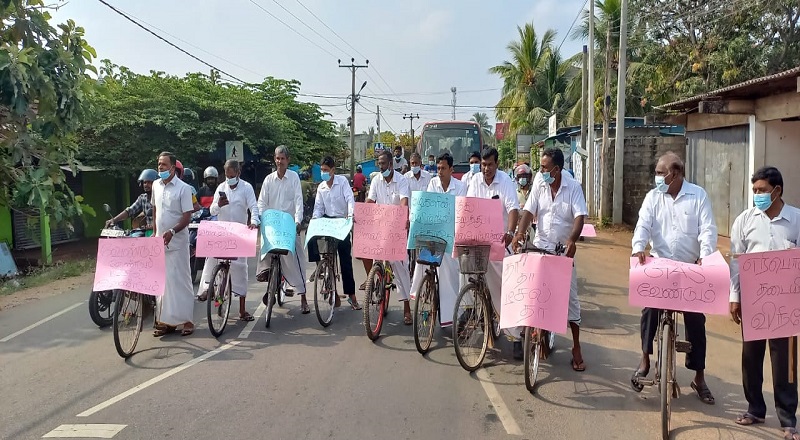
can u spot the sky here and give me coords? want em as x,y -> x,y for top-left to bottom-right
51,0 -> 588,137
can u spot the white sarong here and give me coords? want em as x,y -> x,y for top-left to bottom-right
197,256 -> 249,297
158,234 -> 195,326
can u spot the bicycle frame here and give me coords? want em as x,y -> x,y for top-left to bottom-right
655,310 -> 678,392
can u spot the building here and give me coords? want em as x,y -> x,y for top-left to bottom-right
339,133 -> 372,163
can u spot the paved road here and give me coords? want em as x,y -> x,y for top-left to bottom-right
0,231 -> 786,439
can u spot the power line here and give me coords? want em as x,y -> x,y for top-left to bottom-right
267,0 -> 350,56
361,94 -> 515,109
247,0 -> 338,59
558,0 -> 589,52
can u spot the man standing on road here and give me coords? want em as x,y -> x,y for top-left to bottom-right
196,160 -> 260,322
392,145 -> 408,172
461,151 -> 482,189
630,152 -> 717,403
729,166 -> 800,439
256,146 -> 310,314
405,152 -> 432,194
514,148 -> 587,370
152,152 -> 196,337
466,147 -> 520,357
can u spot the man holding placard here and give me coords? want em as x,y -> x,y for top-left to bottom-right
196,160 -> 260,321
514,148 -> 587,370
256,146 -> 310,314
729,166 -> 800,437
630,152 -> 717,403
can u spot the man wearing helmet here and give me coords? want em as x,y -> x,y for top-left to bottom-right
199,166 -> 219,209
106,169 -> 158,236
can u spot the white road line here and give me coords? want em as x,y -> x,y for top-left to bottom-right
42,424 -> 126,438
1,302 -> 84,342
237,302 -> 266,339
475,369 -> 523,436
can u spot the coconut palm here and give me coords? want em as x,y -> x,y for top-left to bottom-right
470,112 -> 494,144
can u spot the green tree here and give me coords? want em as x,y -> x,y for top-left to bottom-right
470,112 -> 494,145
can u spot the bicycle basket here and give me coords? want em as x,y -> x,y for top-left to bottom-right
455,245 -> 491,274
316,237 -> 338,255
414,235 -> 447,267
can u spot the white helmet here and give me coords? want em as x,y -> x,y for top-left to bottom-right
203,166 -> 219,179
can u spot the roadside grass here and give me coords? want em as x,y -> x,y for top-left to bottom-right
0,258 -> 95,296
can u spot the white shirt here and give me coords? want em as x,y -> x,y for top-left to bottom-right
152,176 -> 193,240
405,169 -> 433,193
210,179 -> 259,225
393,156 -> 408,171
729,204 -> 800,302
427,175 -> 467,197
466,170 -> 519,229
313,174 -> 354,218
461,170 -> 479,185
523,175 -> 588,251
257,170 -> 303,225
632,180 -> 718,263
367,171 -> 410,205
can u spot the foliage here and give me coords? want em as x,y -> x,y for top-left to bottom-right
0,0 -> 97,226
497,138 -> 516,169
470,112 -> 494,145
378,131 -> 396,146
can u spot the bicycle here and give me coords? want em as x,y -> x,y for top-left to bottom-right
262,249 -> 287,328
412,235 -> 447,355
206,257 -> 237,337
313,236 -> 339,327
363,259 -> 393,341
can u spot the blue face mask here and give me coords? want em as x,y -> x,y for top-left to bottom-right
655,174 -> 670,193
321,171 -> 331,181
381,168 -> 392,178
226,177 -> 239,186
518,178 -> 528,187
158,170 -> 171,180
411,166 -> 420,175
470,163 -> 480,174
541,168 -> 557,185
754,188 -> 776,211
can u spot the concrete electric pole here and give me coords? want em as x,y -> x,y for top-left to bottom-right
339,58 -> 368,179
612,0 -> 629,224
403,113 -> 419,150
451,87 -> 457,120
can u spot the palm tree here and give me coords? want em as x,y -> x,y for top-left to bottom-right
470,112 -> 494,144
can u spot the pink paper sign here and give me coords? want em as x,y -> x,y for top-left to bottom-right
581,224 -> 597,237
500,252 -> 574,334
196,220 -> 258,258
738,248 -> 800,341
628,251 -> 730,314
93,237 -> 166,296
353,203 -> 409,261
454,197 -> 505,261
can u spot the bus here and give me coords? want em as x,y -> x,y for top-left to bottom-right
416,121 -> 485,179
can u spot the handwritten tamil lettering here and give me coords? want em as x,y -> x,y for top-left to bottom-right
260,210 -> 296,258
499,252 -> 573,333
739,248 -> 800,341
196,221 -> 258,258
454,197 -> 505,261
627,251 -> 730,315
407,191 -> 456,253
352,202 -> 408,261
305,217 -> 353,247
93,237 -> 166,296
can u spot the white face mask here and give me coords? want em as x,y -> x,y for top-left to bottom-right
226,177 -> 239,186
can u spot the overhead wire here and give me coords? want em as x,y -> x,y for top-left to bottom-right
247,0 -> 338,59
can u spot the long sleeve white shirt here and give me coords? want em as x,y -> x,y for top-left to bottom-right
631,180 -> 718,263
257,170 -> 303,225
312,174 -> 354,218
367,171 -> 410,205
523,176 -> 587,250
210,179 -> 259,225
466,170 -> 519,229
404,169 -> 432,193
729,204 -> 800,302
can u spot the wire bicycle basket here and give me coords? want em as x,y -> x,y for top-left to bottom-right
414,235 -> 447,267
455,244 -> 491,274
316,236 -> 339,255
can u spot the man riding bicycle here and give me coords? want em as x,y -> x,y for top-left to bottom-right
105,168 -> 158,236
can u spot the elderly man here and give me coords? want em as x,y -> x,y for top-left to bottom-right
730,166 -> 800,439
196,160 -> 260,321
152,152 -> 196,336
466,147 -> 521,357
256,146 -> 310,314
405,152 -> 433,194
630,152 -> 717,404
514,148 -> 588,370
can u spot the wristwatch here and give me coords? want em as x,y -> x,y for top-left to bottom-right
505,230 -> 514,237
168,228 -> 176,236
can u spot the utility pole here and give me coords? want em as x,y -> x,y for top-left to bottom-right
587,0 -> 596,217
403,113 -> 419,151
451,87 -> 457,120
581,45 -> 588,190
376,105 -> 380,155
600,16 -> 613,220
339,58 -> 368,179
612,0 -> 629,224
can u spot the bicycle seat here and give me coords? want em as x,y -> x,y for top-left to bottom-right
268,249 -> 289,256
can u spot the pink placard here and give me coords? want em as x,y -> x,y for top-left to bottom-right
739,248 -> 800,341
454,197 -> 505,261
500,252 -> 574,334
353,203 -> 409,261
93,237 -> 166,296
581,224 -> 597,237
196,221 -> 258,258
628,251 -> 730,314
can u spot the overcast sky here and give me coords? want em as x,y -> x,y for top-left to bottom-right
52,0 -> 588,136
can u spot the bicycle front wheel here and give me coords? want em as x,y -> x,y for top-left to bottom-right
112,290 -> 143,358
265,260 -> 279,328
314,260 -> 335,327
452,283 -> 489,372
660,322 -> 674,440
413,270 -> 437,355
524,327 -> 544,393
363,263 -> 386,341
207,264 -> 232,337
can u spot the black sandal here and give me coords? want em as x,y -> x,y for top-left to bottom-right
691,381 -> 715,405
734,412 -> 764,426
631,367 -> 649,392
239,312 -> 255,321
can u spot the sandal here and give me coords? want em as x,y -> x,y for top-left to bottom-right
153,324 -> 176,337
403,313 -> 413,325
197,290 -> 208,302
300,302 -> 311,314
359,281 -> 367,291
734,413 -> 764,426
630,366 -> 650,393
691,381 -> 715,405
347,297 -> 362,310
571,358 -> 586,372
181,323 -> 194,336
239,312 -> 255,321
784,428 -> 800,440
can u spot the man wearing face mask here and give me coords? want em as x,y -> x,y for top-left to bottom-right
461,151 -> 482,188
630,152 -> 717,404
424,154 -> 437,175
729,166 -> 800,439
514,164 -> 534,207
392,145 -> 408,172
404,152 -> 432,194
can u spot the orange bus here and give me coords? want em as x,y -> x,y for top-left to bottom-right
416,121 -> 485,179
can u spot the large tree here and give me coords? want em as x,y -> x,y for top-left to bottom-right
470,112 -> 494,145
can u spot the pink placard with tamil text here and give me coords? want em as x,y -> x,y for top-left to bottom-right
739,248 -> 800,341
454,196 -> 505,261
93,237 -> 166,296
581,224 -> 597,237
196,220 -> 258,258
500,252 -> 574,334
628,251 -> 730,315
352,203 -> 409,261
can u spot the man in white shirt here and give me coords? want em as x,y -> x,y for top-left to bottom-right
365,150 -> 413,324
461,151 -> 482,188
392,145 -> 408,172
729,166 -> 800,438
256,146 -> 310,314
513,148 -> 587,369
409,153 -> 466,327
404,152 -> 432,193
196,160 -> 260,321
630,152 -> 717,403
307,156 -> 361,310
466,147 -> 521,355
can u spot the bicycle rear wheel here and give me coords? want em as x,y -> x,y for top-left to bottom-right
660,322 -> 674,440
265,260 -> 279,328
452,283 -> 489,371
363,263 -> 386,341
112,290 -> 143,358
314,260 -> 335,327
89,290 -> 114,328
207,264 -> 232,337
413,270 -> 437,354
524,327 -> 544,393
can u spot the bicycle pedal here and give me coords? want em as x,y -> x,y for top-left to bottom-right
637,378 -> 655,386
675,340 -> 692,353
